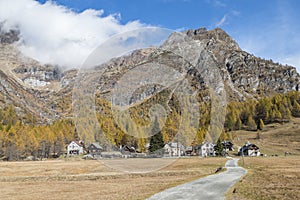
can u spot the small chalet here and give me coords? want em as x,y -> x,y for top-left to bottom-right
67,141 -> 84,156
87,143 -> 103,158
164,142 -> 185,157
222,141 -> 234,151
120,145 -> 136,157
238,142 -> 260,156
198,142 -> 215,157
185,146 -> 193,156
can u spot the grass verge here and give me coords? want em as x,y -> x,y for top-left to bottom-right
226,156 -> 300,200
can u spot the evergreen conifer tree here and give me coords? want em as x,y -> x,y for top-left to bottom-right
257,119 -> 264,130
149,116 -> 164,154
215,139 -> 224,156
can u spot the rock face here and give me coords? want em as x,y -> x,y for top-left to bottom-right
13,65 -> 61,88
0,27 -> 19,44
0,27 -> 299,123
0,29 -> 76,123
93,27 -> 299,103
184,28 -> 299,100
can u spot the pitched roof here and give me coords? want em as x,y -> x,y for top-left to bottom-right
90,143 -> 103,150
121,145 -> 136,152
70,141 -> 84,147
241,143 -> 259,151
167,142 -> 185,149
222,141 -> 233,145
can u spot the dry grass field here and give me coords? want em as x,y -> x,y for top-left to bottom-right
0,157 -> 226,200
1,119 -> 299,200
226,118 -> 300,200
227,156 -> 300,200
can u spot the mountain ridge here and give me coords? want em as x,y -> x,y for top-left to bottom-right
0,27 -> 299,124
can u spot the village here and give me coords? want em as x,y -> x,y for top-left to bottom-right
66,140 -> 262,159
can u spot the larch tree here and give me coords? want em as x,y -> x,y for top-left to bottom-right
292,100 -> 300,117
246,115 -> 257,131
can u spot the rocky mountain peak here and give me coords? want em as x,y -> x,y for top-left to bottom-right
0,26 -> 299,123
181,27 -> 299,100
185,27 -> 241,51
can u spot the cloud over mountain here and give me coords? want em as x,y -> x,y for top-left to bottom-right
0,0 -> 145,69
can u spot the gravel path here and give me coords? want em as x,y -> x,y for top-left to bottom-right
147,158 -> 246,200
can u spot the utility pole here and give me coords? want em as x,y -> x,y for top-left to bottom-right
177,134 -> 180,157
242,148 -> 245,167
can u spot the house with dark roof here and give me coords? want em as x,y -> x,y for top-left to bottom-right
87,143 -> 103,158
238,141 -> 260,156
222,141 -> 234,151
120,145 -> 136,157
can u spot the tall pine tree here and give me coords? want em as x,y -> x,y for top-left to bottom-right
149,116 -> 164,154
215,139 -> 224,157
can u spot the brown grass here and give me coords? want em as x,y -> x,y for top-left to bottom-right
226,118 -> 300,200
230,118 -> 300,156
227,156 -> 300,200
2,119 -> 299,199
0,157 -> 226,200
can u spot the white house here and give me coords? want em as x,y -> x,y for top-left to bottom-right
164,142 -> 185,157
238,141 -> 260,157
67,141 -> 84,156
198,142 -> 215,157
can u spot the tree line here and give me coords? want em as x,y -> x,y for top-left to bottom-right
0,106 -> 75,161
225,91 -> 300,131
0,91 -> 299,160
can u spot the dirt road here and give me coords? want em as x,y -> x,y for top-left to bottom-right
148,158 -> 246,200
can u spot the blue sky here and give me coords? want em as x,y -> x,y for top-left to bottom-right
37,0 -> 300,70
1,0 -> 299,71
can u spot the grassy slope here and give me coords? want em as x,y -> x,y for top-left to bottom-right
229,117 -> 300,156
226,118 -> 300,200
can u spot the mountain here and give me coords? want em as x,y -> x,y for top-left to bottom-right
0,28 -> 77,123
0,27 -> 299,126
183,28 -> 299,100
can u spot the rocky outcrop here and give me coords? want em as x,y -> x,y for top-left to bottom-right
225,51 -> 299,96
0,28 -> 19,44
0,29 -> 76,122
13,65 -> 61,88
0,27 -> 299,123
184,28 -> 299,100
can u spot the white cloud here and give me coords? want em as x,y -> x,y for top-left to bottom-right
206,0 -> 226,7
0,0 -> 145,69
214,0 -> 226,7
215,15 -> 227,27
215,10 -> 239,28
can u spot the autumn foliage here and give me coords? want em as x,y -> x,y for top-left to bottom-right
0,91 -> 300,160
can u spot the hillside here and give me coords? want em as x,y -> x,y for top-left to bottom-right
230,117 -> 300,156
0,26 -> 299,159
0,27 -> 299,123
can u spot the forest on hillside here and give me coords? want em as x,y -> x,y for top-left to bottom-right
0,91 -> 300,161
